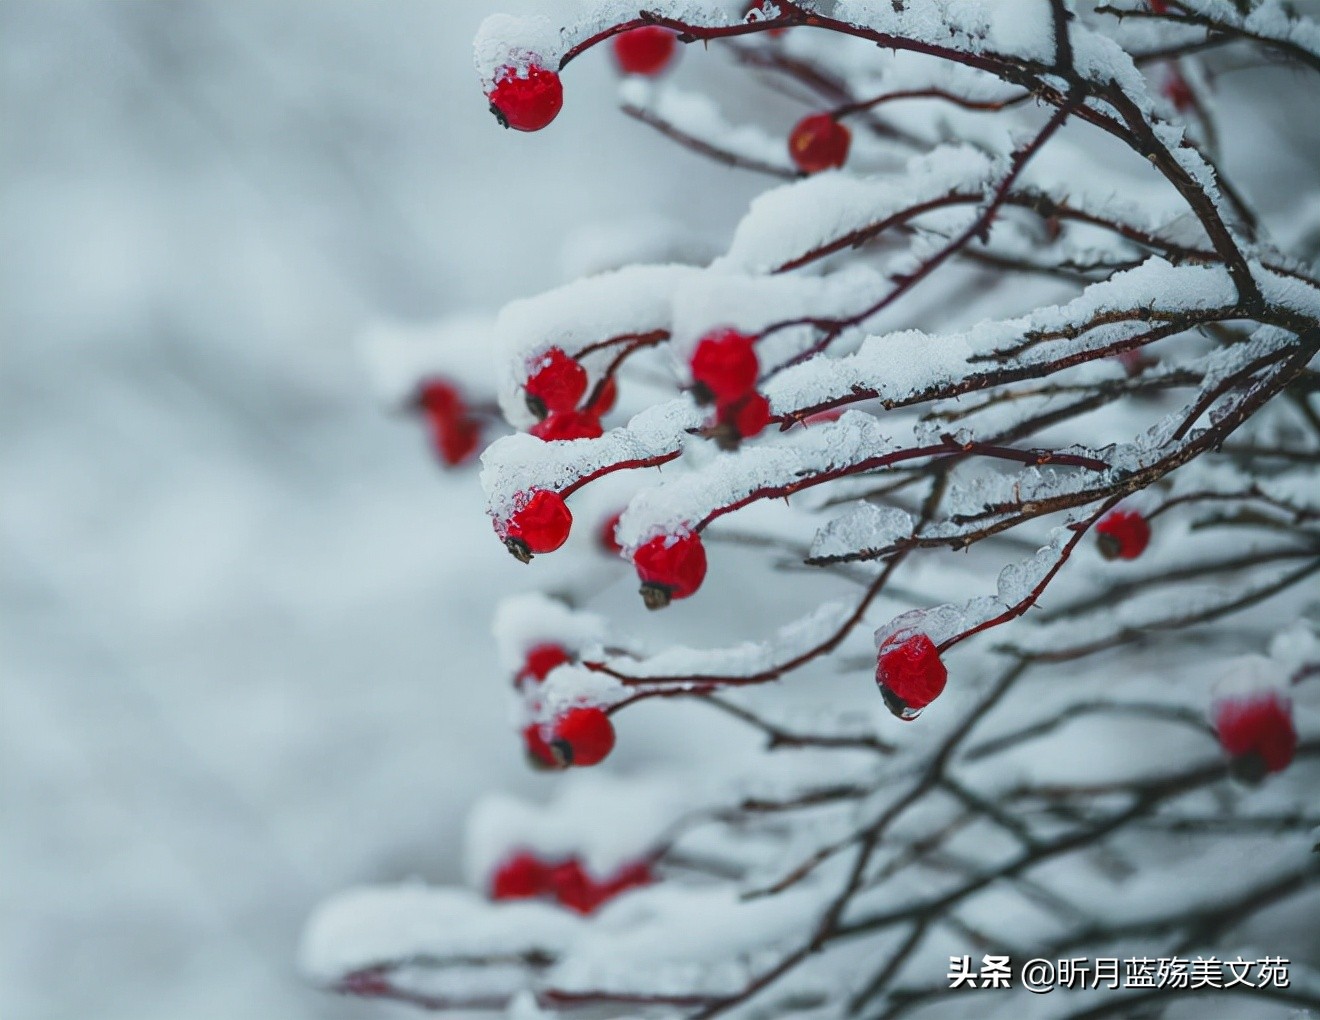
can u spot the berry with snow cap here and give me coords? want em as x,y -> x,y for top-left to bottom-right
525,347 -> 587,418
633,532 -> 707,609
1096,508 -> 1151,561
690,328 -> 758,405
598,510 -> 625,556
788,113 -> 850,174
549,707 -> 615,767
1213,690 -> 1297,782
876,633 -> 948,720
503,490 -> 572,562
612,26 -> 677,77
516,643 -> 571,688
487,63 -> 563,132
530,409 -> 604,442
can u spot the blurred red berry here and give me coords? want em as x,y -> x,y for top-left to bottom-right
503,490 -> 573,561
726,392 -> 771,439
526,347 -> 588,418
488,63 -> 563,132
522,723 -> 558,768
549,707 -> 616,767
1096,509 -> 1151,561
530,410 -> 604,442
876,633 -> 947,720
547,858 -> 599,913
633,532 -> 707,609
599,510 -> 625,556
517,643 -> 572,687
1162,70 -> 1195,112
691,328 -> 759,405
490,852 -> 550,900
612,26 -> 677,76
417,380 -> 482,466
789,113 -> 851,174
1214,691 -> 1296,781
585,375 -> 618,416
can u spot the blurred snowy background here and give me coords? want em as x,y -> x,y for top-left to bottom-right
0,3 -> 764,1017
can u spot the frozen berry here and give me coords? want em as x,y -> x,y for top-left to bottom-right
612,26 -> 677,76
876,633 -> 947,720
599,510 -> 625,556
488,63 -> 563,132
530,410 -> 604,442
517,643 -> 571,687
523,723 -> 558,768
789,113 -> 851,174
503,490 -> 572,562
690,328 -> 758,405
549,707 -> 615,767
491,852 -> 549,900
525,347 -> 588,418
633,532 -> 707,609
585,375 -> 618,416
1214,691 -> 1296,782
1096,508 -> 1150,561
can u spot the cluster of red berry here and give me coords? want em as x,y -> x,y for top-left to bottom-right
415,379 -> 482,466
490,851 -> 654,914
513,641 -> 616,768
524,347 -> 616,442
690,327 -> 771,449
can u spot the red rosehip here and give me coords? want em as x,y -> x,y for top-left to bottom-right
876,633 -> 948,720
530,409 -> 604,442
417,380 -> 482,466
1149,0 -> 1168,12
585,375 -> 618,416
517,643 -> 572,688
1214,691 -> 1297,782
487,63 -> 563,132
491,852 -> 549,900
549,707 -> 616,767
1162,71 -> 1195,112
598,859 -> 654,899
525,347 -> 588,418
547,858 -> 600,913
503,490 -> 572,562
1096,509 -> 1151,561
418,379 -> 463,418
690,328 -> 759,405
522,723 -> 559,769
611,26 -> 677,77
788,113 -> 851,174
726,392 -> 772,439
598,510 -> 625,556
633,532 -> 707,609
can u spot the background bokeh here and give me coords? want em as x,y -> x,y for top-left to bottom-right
0,3 -> 760,1017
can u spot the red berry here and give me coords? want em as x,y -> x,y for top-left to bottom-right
429,414 -> 482,466
1214,691 -> 1296,781
1149,0 -> 1168,12
549,707 -> 615,767
491,852 -> 549,900
517,643 -> 572,687
585,375 -> 618,416
525,348 -> 588,418
530,410 -> 604,442
788,113 -> 851,174
876,633 -> 948,720
547,858 -> 600,913
418,379 -> 463,418
611,26 -> 677,77
725,392 -> 771,439
487,64 -> 563,132
633,532 -> 707,609
599,859 -> 654,899
503,490 -> 572,562
522,723 -> 559,769
1096,509 -> 1151,561
598,510 -> 625,556
1162,71 -> 1195,112
690,328 -> 759,405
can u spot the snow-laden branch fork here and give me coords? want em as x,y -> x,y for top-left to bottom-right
307,2 -> 1320,1018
